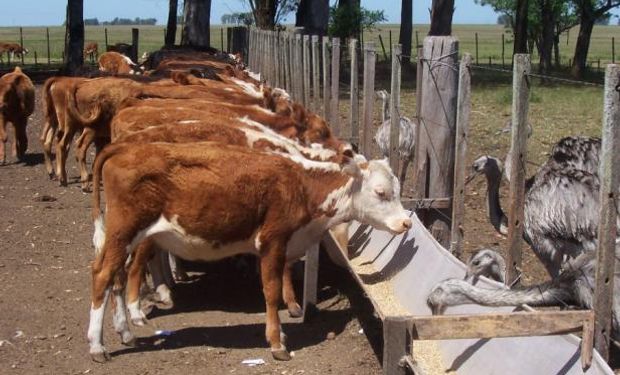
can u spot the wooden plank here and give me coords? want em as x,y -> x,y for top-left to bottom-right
419,37 -> 459,248
131,28 -> 139,63
284,33 -> 292,94
303,35 -> 311,108
311,35 -> 321,113
330,38 -> 341,136
350,39 -> 359,146
296,34 -> 304,102
383,316 -> 410,375
412,47 -> 427,204
593,63 -> 620,361
506,54 -> 531,286
361,42 -> 376,157
322,37 -> 331,119
582,313 -> 595,370
302,244 -> 319,322
411,310 -> 594,340
449,53 -> 472,258
389,44 -> 402,175
402,198 -> 452,211
274,31 -> 280,88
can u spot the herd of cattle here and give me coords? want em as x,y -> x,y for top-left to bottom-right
0,47 -> 412,363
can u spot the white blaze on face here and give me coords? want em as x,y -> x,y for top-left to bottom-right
352,159 -> 411,234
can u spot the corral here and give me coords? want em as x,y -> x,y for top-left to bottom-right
0,17 -> 616,371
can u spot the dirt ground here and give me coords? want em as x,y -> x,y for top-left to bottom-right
0,85 -> 385,375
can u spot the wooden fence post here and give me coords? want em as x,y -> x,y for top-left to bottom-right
296,33 -> 304,101
311,35 -> 321,113
273,31 -> 280,88
613,37 -> 616,64
389,44 -> 402,174
104,28 -> 109,50
412,47 -> 427,203
350,38 -> 359,145
382,316 -> 410,375
378,34 -> 388,61
285,33 -> 292,94
450,53 -> 472,258
361,42 -> 376,157
593,63 -> 620,361
131,28 -> 139,63
506,54 -> 531,286
221,27 -> 224,52
330,38 -> 341,135
303,35 -> 311,108
502,33 -> 506,68
323,37 -> 331,119
302,244 -> 319,322
475,32 -> 479,65
419,36 -> 459,248
19,27 -> 24,65
46,27 -> 51,65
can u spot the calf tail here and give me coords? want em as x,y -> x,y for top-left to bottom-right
91,143 -> 124,254
66,85 -> 104,128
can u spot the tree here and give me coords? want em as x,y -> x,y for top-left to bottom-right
295,0 -> 329,35
328,4 -> 385,40
244,0 -> 298,29
64,0 -> 84,75
497,14 -> 512,25
399,0 -> 413,62
166,0 -> 178,46
429,0 -> 455,36
181,0 -> 211,48
514,0 -> 529,54
571,0 -> 620,78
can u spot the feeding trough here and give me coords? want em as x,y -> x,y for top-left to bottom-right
321,212 -> 613,374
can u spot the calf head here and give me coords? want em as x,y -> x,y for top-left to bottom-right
346,158 -> 412,234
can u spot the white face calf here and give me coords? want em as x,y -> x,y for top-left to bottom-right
349,159 -> 412,234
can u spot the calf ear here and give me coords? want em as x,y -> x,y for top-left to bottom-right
341,157 -> 362,179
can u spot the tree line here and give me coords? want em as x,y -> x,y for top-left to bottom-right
84,17 -> 157,26
62,0 -> 619,80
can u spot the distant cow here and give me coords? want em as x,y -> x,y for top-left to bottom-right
0,42 -> 28,64
0,67 -> 34,163
84,42 -> 98,62
98,51 -> 142,75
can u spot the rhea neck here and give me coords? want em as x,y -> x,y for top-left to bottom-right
482,160 -> 508,235
439,279 -> 574,308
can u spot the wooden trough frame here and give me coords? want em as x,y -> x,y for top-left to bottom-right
246,26 -> 619,374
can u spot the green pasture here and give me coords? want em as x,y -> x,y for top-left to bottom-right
0,24 -> 618,68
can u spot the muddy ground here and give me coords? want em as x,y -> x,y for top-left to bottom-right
0,85 -> 385,375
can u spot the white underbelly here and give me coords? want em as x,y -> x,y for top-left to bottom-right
139,215 -> 259,262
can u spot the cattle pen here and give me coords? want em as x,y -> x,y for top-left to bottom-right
243,26 -> 620,374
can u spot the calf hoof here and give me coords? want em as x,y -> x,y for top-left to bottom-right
156,299 -> 174,310
48,172 -> 55,180
59,180 -> 68,187
287,303 -> 303,318
122,335 -> 137,347
131,316 -> 148,327
90,350 -> 111,363
271,346 -> 292,361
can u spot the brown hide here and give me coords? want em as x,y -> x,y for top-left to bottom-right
0,67 -> 34,163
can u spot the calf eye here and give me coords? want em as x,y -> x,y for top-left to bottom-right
374,188 -> 387,200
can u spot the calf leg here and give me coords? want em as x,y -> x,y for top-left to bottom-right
55,128 -> 76,186
282,263 -> 302,318
76,128 -> 95,191
111,269 -> 136,346
0,120 -> 7,165
127,239 -> 156,326
41,124 -> 56,178
13,118 -> 28,160
88,238 -> 130,362
260,242 -> 290,361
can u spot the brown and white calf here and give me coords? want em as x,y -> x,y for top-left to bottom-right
0,42 -> 28,63
87,142 -> 411,362
98,51 -> 143,75
0,67 -> 34,163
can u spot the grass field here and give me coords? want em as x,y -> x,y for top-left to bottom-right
0,23 -> 618,69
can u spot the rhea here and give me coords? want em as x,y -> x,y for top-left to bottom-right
427,248 -> 620,341
468,155 -> 614,277
374,90 -> 416,189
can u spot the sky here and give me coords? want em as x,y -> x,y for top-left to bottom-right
1,1 -> 618,27
0,0 -> 503,27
